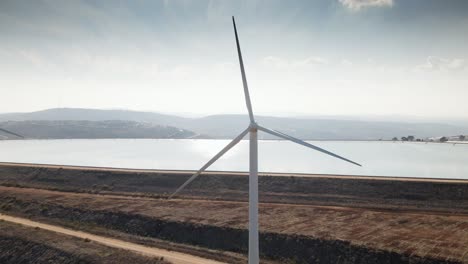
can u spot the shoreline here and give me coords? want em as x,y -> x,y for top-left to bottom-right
1,137 -> 465,142
1,161 -> 467,183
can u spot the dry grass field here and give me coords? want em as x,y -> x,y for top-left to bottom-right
0,163 -> 467,263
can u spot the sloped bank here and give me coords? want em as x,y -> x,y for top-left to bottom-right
0,197 -> 459,264
1,163 -> 468,214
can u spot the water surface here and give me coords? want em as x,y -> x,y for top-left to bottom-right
0,139 -> 467,179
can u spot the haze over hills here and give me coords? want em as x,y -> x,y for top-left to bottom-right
0,120 -> 195,140
1,108 -> 467,140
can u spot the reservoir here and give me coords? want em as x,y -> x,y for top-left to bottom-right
0,139 -> 467,179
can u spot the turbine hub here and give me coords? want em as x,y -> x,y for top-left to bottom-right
249,122 -> 258,131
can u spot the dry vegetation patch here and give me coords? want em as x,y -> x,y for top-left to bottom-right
0,186 -> 466,263
0,220 -> 169,264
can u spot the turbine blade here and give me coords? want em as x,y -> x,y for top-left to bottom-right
257,125 -> 362,167
0,128 -> 24,139
232,16 -> 255,122
169,128 -> 250,199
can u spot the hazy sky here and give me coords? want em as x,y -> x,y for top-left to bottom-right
1,0 -> 467,118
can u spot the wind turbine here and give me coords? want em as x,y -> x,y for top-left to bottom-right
169,16 -> 362,264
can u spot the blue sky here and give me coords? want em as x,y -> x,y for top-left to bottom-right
1,0 -> 467,119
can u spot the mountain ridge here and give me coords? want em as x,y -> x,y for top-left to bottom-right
1,108 -> 467,140
0,120 -> 196,139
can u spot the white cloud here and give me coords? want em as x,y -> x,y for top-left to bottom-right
339,0 -> 393,11
17,49 -> 45,67
262,56 -> 289,68
340,59 -> 353,67
415,56 -> 466,72
447,59 -> 466,70
262,56 -> 329,69
295,56 -> 329,67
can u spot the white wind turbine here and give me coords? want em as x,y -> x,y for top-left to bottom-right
169,16 -> 362,264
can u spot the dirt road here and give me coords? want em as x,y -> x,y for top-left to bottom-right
0,213 -> 224,264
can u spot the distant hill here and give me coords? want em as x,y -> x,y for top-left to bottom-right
1,108 -> 467,140
0,108 -> 189,124
0,120 -> 196,139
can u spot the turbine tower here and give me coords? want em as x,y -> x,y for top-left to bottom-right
170,16 -> 362,264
